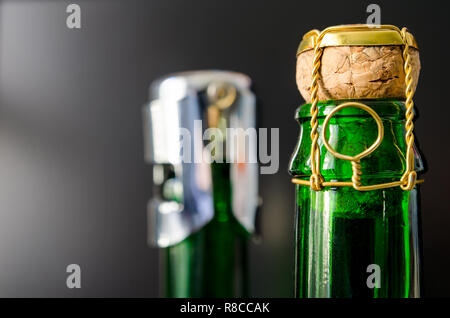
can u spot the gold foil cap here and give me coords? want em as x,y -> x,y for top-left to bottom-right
295,24 -> 421,103
297,24 -> 418,56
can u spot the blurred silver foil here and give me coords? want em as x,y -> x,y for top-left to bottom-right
143,70 -> 259,247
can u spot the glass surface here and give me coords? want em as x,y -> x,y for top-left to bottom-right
289,99 -> 424,298
164,163 -> 249,297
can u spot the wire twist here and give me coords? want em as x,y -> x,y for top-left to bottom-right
309,34 -> 324,191
351,161 -> 362,188
400,27 -> 417,191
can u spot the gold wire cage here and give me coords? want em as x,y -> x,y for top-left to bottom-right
291,25 -> 424,192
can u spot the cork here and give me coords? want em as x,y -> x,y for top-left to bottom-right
296,46 -> 420,103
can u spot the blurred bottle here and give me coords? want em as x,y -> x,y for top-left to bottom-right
143,71 -> 259,297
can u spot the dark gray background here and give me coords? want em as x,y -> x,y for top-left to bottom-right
0,0 -> 448,297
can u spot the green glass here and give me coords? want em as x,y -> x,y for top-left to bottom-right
164,162 -> 250,297
289,99 -> 424,298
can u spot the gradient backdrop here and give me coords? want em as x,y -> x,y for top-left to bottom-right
0,0 -> 448,297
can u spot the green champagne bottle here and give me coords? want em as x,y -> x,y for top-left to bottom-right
290,25 -> 424,298
144,71 -> 258,297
